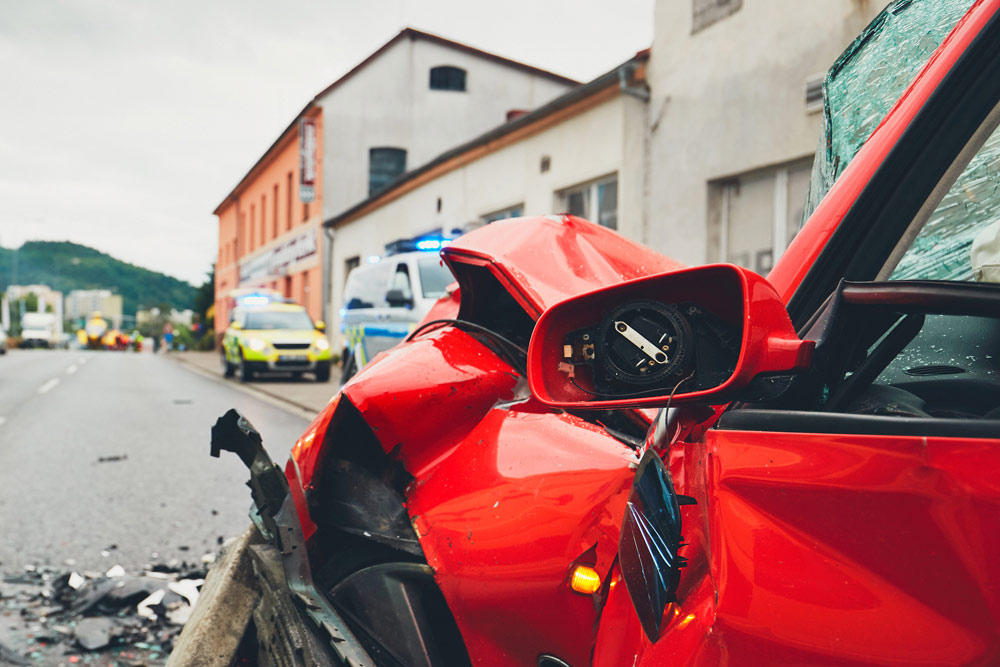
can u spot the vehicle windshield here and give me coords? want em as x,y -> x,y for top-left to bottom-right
886,114 -> 1000,282
244,309 -> 314,330
801,0 -> 973,223
418,255 -> 454,298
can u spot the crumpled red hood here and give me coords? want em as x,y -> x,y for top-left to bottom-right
442,214 -> 684,317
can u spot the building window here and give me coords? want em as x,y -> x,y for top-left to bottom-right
272,184 -> 279,238
284,275 -> 292,299
261,193 -> 267,243
560,176 -> 618,230
369,147 -> 407,196
286,172 -> 293,230
709,157 -> 812,274
303,201 -> 310,222
429,66 -> 466,91
250,204 -> 256,249
692,0 -> 742,34
483,204 -> 524,223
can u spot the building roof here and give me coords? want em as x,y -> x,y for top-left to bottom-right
323,50 -> 649,229
213,28 -> 580,216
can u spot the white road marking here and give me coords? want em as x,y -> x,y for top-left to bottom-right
78,357 -> 87,365
0,417 -> 6,428
66,364 -> 78,375
38,378 -> 60,394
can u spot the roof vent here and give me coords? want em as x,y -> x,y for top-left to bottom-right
904,364 -> 966,376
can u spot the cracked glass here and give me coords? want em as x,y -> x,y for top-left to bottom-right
802,0 -> 973,223
890,120 -> 1000,281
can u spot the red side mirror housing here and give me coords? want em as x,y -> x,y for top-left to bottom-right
526,264 -> 814,409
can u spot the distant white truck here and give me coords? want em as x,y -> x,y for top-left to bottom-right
20,312 -> 60,349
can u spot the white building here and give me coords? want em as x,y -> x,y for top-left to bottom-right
65,289 -> 124,329
313,28 -> 579,217
323,52 -> 651,345
644,0 -> 881,273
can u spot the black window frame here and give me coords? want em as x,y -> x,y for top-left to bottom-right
429,66 -> 467,92
368,147 -> 407,197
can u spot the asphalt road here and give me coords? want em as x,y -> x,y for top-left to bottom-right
0,348 -> 312,575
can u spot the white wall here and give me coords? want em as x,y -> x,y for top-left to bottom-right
328,91 -> 641,345
644,0 -> 882,266
317,35 -> 575,221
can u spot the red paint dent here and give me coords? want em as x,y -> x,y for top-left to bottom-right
443,214 -> 683,316
407,405 -> 639,666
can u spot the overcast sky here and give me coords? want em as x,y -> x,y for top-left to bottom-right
0,0 -> 654,286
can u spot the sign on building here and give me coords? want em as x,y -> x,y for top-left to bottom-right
239,229 -> 318,283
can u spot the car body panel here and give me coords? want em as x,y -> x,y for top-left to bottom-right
442,214 -> 684,317
597,429 -> 1000,666
406,405 -> 639,666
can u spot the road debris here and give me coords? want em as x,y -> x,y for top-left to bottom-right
0,554 -> 214,666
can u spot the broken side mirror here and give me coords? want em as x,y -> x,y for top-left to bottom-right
527,264 -> 814,409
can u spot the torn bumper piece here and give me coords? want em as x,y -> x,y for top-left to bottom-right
181,409 -> 372,666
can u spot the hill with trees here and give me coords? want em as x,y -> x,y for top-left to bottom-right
0,241 -> 197,315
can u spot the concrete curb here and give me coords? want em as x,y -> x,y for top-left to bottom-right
166,526 -> 263,667
168,354 -> 323,419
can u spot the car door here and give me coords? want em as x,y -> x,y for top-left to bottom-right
606,2 -> 1000,664
690,2 -> 1000,662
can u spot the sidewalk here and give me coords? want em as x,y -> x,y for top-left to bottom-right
170,351 -> 337,414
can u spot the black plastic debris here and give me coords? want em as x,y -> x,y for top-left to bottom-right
96,454 -> 128,463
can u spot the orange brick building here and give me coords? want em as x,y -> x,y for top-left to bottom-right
213,107 -> 324,335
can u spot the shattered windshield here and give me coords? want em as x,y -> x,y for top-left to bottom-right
886,115 -> 1000,282
801,0 -> 973,222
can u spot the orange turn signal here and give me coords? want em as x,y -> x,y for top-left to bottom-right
570,565 -> 602,594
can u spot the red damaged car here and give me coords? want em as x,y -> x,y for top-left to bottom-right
179,0 -> 1000,664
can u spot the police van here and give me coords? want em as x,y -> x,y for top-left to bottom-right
339,239 -> 455,381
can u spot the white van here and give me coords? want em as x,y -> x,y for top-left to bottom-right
340,250 -> 454,381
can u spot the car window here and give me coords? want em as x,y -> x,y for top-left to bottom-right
244,309 -> 314,330
417,255 -> 453,299
390,264 -> 413,305
802,0 -> 973,223
343,262 -> 392,310
886,116 -> 1000,281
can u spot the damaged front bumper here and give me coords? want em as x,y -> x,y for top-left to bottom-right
168,409 -> 372,667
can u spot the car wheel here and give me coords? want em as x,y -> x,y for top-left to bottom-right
222,352 -> 235,378
315,363 -> 331,383
240,353 -> 254,383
